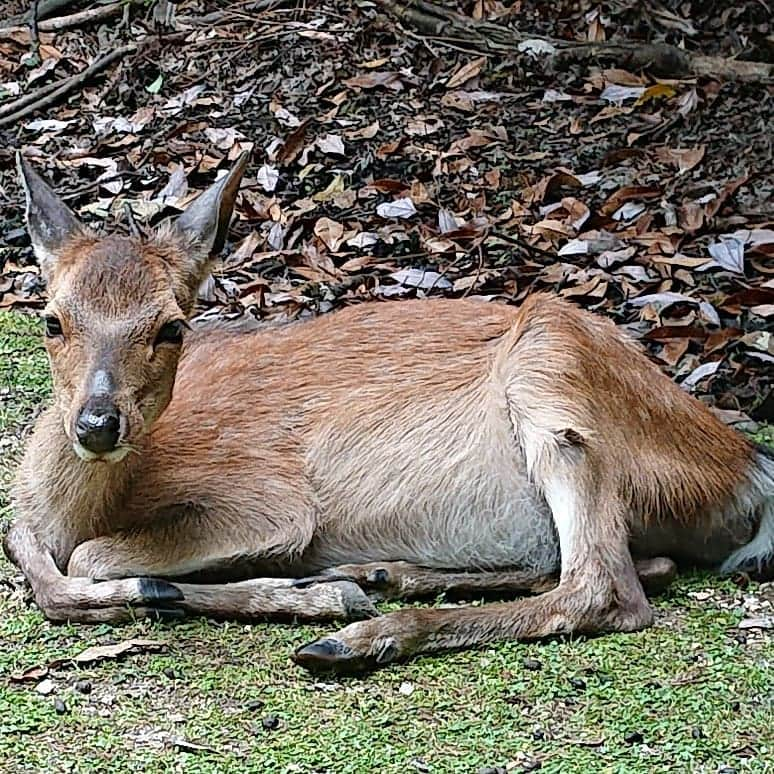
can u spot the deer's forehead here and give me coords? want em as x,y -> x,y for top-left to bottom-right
51,237 -> 181,322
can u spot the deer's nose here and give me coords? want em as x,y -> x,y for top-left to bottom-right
75,400 -> 121,453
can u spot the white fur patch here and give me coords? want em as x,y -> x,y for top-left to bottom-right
542,475 -> 578,567
90,369 -> 113,396
720,451 -> 774,574
72,442 -> 130,464
721,499 -> 774,574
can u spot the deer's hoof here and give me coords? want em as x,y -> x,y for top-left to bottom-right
336,581 -> 379,620
293,638 -> 369,674
137,578 -> 184,603
293,634 -> 399,674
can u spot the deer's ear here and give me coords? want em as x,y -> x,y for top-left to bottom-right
17,153 -> 84,282
175,151 -> 248,271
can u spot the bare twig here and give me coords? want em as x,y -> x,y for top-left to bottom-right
0,44 -> 135,128
29,0 -> 40,50
0,33 -> 185,129
4,0 -> 74,26
0,2 -> 123,35
0,66 -> 73,120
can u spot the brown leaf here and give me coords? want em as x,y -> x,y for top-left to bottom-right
375,138 -> 403,159
74,639 -> 166,664
406,116 -> 444,137
601,186 -> 661,216
705,175 -> 749,219
369,179 -> 409,194
523,172 -> 583,206
343,71 -> 403,91
678,202 -> 704,233
655,146 -> 706,173
10,665 -> 50,684
446,57 -> 486,89
560,277 -> 608,299
230,232 -> 262,266
344,121 -> 380,140
657,339 -> 690,367
313,217 -> 344,252
645,326 -> 708,341
277,119 -> 311,166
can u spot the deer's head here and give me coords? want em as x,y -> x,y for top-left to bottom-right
17,153 -> 247,463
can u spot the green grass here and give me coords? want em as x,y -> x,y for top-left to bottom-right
0,310 -> 772,774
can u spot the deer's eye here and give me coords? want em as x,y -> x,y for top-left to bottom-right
154,320 -> 186,347
44,315 -> 63,338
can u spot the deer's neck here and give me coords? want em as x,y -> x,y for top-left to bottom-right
19,408 -> 142,566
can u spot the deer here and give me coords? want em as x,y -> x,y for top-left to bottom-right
3,152 -> 773,675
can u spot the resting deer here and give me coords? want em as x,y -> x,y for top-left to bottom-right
4,153 -> 773,674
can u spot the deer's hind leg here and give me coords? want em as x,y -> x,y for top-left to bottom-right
294,562 -> 557,598
294,556 -> 676,600
294,426 -> 654,672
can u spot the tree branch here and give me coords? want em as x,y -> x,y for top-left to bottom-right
374,0 -> 773,83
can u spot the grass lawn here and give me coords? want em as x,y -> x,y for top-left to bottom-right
0,309 -> 771,774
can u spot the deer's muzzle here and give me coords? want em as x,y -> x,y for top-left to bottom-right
75,397 -> 121,454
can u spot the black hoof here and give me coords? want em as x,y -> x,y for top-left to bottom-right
137,578 -> 185,603
293,638 -> 368,674
293,635 -> 399,674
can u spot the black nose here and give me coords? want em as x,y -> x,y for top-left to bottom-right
75,401 -> 121,453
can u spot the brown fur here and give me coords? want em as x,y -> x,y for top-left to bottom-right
5,157 -> 772,673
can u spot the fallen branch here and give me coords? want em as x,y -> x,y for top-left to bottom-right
374,0 -> 773,83
0,2 -> 122,35
0,44 -> 134,127
0,33 -> 186,129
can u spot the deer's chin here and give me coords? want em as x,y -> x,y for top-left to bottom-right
72,442 -> 131,464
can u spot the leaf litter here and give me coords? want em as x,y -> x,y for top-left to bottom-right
0,0 -> 771,425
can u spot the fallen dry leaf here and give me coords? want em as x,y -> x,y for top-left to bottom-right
377,198 -> 417,219
655,146 -> 706,174
314,217 -> 345,251
446,56 -> 486,89
73,639 -> 167,664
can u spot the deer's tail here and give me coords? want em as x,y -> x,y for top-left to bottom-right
720,445 -> 774,579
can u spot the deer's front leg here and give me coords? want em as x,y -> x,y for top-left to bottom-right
3,521 -> 184,623
67,527 -> 376,623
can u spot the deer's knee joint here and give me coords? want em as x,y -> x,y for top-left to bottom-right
556,568 -> 652,633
